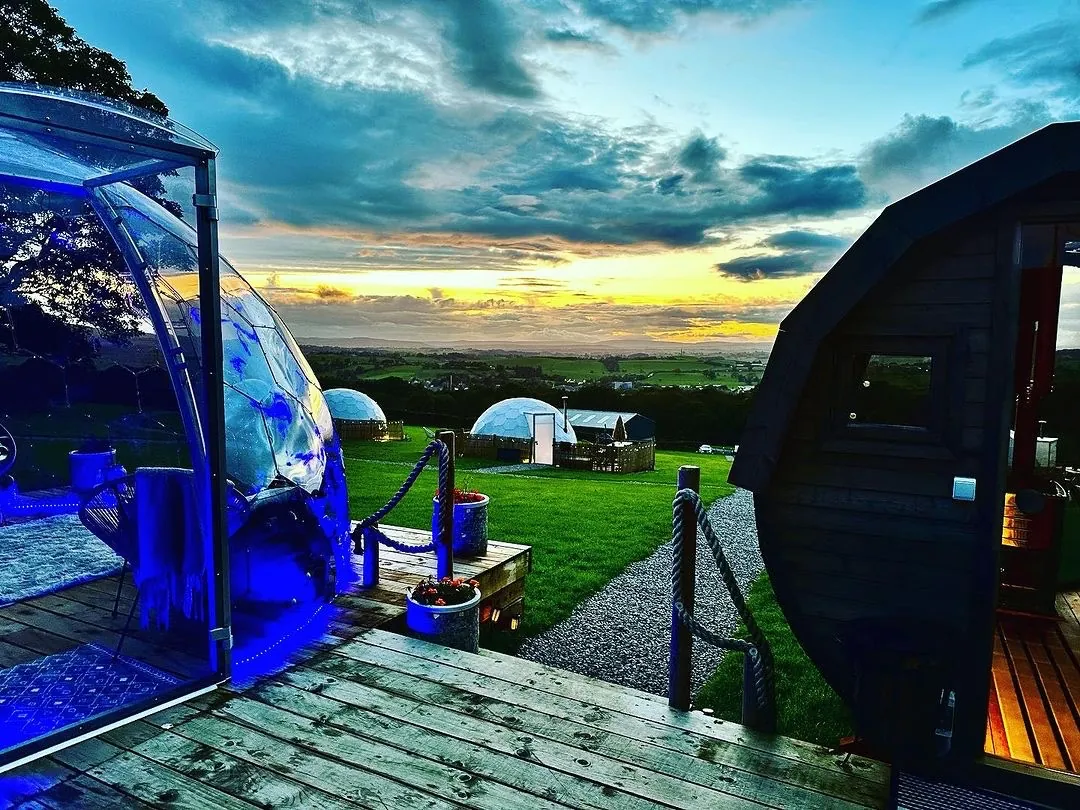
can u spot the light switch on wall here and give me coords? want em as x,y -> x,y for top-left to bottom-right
952,477 -> 977,502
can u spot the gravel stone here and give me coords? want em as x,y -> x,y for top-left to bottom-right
517,488 -> 762,698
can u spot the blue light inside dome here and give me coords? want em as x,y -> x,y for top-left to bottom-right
231,601 -> 341,689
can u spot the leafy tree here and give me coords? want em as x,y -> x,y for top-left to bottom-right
0,0 -> 171,355
1,0 -> 166,115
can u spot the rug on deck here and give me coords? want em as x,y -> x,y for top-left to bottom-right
0,643 -> 178,748
0,514 -> 122,606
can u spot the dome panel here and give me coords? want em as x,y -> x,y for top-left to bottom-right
324,389 -> 387,422
470,397 -> 577,444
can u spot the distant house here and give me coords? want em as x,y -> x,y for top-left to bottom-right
612,381 -> 634,390
565,409 -> 655,442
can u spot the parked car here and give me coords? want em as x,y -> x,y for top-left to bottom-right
698,444 -> 714,454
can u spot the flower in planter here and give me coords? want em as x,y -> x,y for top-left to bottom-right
434,487 -> 486,504
409,575 -> 480,606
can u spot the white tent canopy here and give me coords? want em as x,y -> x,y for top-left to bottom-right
470,397 -> 577,444
324,388 -> 387,422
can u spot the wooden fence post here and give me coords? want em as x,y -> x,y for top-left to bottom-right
362,525 -> 379,587
436,430 -> 455,580
668,464 -> 700,710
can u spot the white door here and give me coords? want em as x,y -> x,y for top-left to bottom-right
532,413 -> 555,465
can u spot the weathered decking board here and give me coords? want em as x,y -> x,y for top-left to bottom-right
9,624 -> 889,809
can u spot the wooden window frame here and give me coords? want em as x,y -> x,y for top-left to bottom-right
824,333 -> 962,457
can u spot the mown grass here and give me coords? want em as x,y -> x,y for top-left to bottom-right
342,430 -> 733,639
694,574 -> 853,747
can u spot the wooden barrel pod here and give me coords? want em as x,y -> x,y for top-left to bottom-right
729,122 -> 1080,769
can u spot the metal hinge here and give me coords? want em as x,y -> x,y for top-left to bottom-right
210,626 -> 233,649
192,192 -> 219,221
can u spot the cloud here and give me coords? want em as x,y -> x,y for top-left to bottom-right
715,228 -> 849,281
738,157 -> 867,216
859,106 -> 1051,197
914,0 -> 983,25
544,27 -> 609,48
572,0 -> 807,33
963,20 -> 1080,103
676,133 -> 727,183
424,0 -> 540,98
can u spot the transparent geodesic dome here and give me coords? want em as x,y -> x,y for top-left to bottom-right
0,82 -> 354,765
471,397 -> 577,443
324,388 -> 386,422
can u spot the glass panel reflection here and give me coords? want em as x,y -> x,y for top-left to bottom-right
105,184 -> 352,680
0,182 -> 212,757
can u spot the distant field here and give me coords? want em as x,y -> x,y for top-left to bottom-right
306,348 -> 763,388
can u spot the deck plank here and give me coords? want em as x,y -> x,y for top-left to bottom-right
347,628 -> 887,783
992,627 -> 1036,764
242,677 -> 777,810
326,633 -> 887,804
1027,628 -> 1080,771
25,774 -> 155,810
285,659 -> 880,810
1000,622 -> 1066,769
193,692 -> 575,810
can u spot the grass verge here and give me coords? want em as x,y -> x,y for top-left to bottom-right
343,429 -> 733,642
694,574 -> 853,747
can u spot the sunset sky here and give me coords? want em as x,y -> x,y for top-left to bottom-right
52,0 -> 1080,352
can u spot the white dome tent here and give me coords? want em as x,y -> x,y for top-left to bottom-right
323,388 -> 404,441
469,397 -> 576,465
324,388 -> 387,423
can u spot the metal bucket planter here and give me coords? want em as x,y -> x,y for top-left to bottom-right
431,493 -> 489,557
405,589 -> 481,653
69,447 -> 117,494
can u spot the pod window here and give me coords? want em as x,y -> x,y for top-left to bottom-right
847,353 -> 934,428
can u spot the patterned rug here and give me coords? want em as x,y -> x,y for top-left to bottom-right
0,643 -> 178,748
0,514 -> 122,606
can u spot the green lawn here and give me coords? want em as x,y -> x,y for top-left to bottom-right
694,575 -> 852,747
342,429 -> 733,639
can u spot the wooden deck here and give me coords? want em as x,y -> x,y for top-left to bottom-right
0,525 -> 529,680
985,600 -> 1080,773
0,522 -> 891,808
6,623 -> 890,809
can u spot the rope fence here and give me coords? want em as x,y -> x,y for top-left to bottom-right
669,466 -> 775,731
350,433 -> 456,585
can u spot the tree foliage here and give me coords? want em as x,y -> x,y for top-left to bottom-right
0,0 -> 166,115
0,0 -> 170,356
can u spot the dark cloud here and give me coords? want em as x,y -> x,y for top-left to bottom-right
914,0 -> 983,24
760,230 -> 847,250
677,133 -> 726,183
738,157 -> 867,216
574,0 -> 805,33
715,229 -> 849,281
544,27 -> 608,47
859,107 -> 1050,195
963,21 -> 1080,102
425,0 -> 540,98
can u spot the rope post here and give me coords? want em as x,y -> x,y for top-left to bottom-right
436,430 -> 455,580
362,526 -> 380,587
668,464 -> 700,710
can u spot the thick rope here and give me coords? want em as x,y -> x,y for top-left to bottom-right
351,439 -> 449,554
672,488 -> 775,714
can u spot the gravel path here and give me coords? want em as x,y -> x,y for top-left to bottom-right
518,488 -> 762,698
